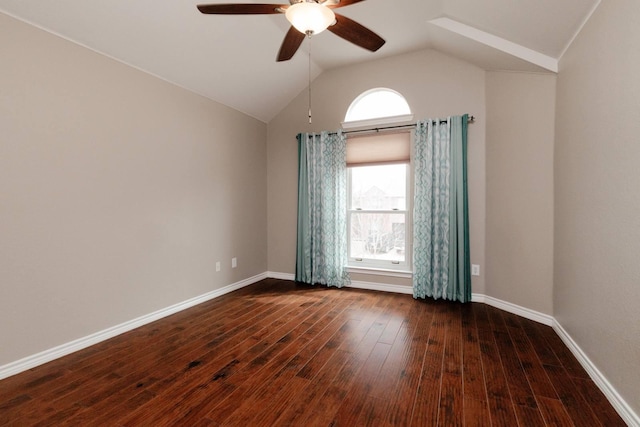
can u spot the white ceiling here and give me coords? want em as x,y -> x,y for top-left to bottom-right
0,0 -> 600,122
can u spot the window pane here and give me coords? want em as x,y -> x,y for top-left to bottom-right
345,88 -> 411,122
350,213 -> 405,262
350,164 -> 406,210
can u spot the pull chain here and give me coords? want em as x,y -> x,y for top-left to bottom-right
307,31 -> 312,124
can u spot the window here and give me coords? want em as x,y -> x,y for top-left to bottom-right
348,163 -> 411,271
344,88 -> 413,273
345,88 -> 411,123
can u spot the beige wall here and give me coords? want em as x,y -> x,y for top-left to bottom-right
267,49 -> 486,293
0,13 -> 267,366
554,0 -> 640,414
486,72 -> 556,315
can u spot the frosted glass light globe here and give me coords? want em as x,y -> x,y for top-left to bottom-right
285,2 -> 335,35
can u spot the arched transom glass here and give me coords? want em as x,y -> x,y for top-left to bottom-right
345,88 -> 411,122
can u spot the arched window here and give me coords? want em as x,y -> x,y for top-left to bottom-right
344,88 -> 413,273
344,88 -> 412,125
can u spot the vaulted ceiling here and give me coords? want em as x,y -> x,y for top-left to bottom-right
0,0 -> 600,122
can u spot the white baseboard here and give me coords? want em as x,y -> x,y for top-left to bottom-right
348,280 -> 413,294
472,293 -> 554,326
266,271 -> 295,281
553,321 -> 639,427
0,272 -> 266,381
266,272 -> 414,295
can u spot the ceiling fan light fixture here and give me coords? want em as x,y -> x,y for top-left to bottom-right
285,2 -> 335,35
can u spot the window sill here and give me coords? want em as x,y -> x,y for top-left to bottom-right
347,266 -> 413,279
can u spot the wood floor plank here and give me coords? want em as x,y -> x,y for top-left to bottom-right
297,294 -> 397,427
94,292 -> 336,425
514,403 -> 547,426
377,300 -> 432,426
460,304 -> 491,427
439,372 -> 464,427
503,312 -> 559,400
0,278 -> 626,426
114,290 -> 310,425
223,321 -> 357,426
463,398 -> 492,427
536,322 -> 590,379
439,304 -> 463,426
352,395 -> 389,427
488,310 -> 536,406
206,297 -> 362,425
537,396 -> 576,426
377,314 -> 404,345
410,303 -> 447,426
473,304 -> 519,426
295,318 -> 360,380
169,293 -> 343,425
570,376 -> 627,427
323,341 -> 392,426
59,304 -> 300,424
294,305 -> 397,426
543,363 -> 603,426
125,293 -> 338,425
367,294 -> 422,402
292,294 -> 401,426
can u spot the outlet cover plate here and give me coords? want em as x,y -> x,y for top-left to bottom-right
472,264 -> 480,276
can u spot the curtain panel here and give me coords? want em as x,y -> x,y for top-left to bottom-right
413,115 -> 471,302
295,131 -> 351,288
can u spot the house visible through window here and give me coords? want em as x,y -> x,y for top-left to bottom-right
344,88 -> 413,273
348,163 -> 410,270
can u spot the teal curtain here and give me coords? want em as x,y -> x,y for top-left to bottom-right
413,115 -> 471,302
296,131 -> 350,288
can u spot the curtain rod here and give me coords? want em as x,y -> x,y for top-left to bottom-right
324,115 -> 475,136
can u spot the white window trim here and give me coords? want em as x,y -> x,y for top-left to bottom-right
341,114 -> 414,130
347,266 -> 412,278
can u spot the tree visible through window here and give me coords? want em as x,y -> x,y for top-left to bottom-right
349,164 -> 408,267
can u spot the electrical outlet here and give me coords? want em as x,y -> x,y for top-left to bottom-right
216,261 -> 221,272
472,264 -> 480,276
232,257 -> 237,268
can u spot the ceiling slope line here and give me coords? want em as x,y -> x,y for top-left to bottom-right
429,16 -> 558,73
558,0 -> 601,63
0,9 -> 270,122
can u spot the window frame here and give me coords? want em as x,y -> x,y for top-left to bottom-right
343,87 -> 414,275
346,161 -> 413,273
344,88 -> 412,123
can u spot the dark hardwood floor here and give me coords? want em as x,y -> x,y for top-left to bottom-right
0,278 -> 626,426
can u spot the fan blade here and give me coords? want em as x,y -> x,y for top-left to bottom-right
277,26 -> 306,61
197,3 -> 286,14
329,13 -> 385,52
325,0 -> 366,9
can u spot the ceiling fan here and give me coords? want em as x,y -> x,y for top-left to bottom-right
197,0 -> 386,62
